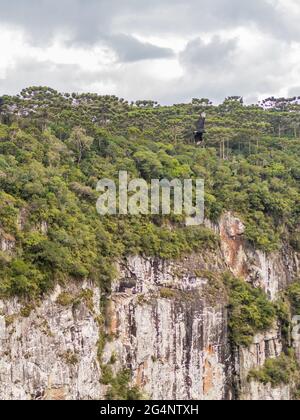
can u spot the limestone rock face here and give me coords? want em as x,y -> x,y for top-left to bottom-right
0,230 -> 15,254
237,327 -> 291,400
0,212 -> 299,400
0,282 -> 102,400
219,212 -> 299,300
103,254 -> 231,400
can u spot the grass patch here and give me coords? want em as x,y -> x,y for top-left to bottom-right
248,350 -> 299,387
5,314 -> 17,327
20,304 -> 35,318
56,292 -> 74,307
159,287 -> 200,303
103,368 -> 144,401
159,288 -> 179,300
61,350 -> 79,366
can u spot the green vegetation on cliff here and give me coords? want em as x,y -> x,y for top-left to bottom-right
248,350 -> 299,388
101,367 -> 143,400
225,275 -> 277,347
0,88 -> 300,298
287,280 -> 300,315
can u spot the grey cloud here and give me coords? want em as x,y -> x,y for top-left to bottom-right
0,0 -> 173,62
0,0 -> 175,60
0,0 -> 299,44
180,36 -> 237,70
0,58 -> 111,95
0,0 -> 107,43
106,34 -> 174,62
0,1 -> 299,104
168,38 -> 288,104
288,87 -> 300,98
103,0 -> 299,42
0,37 -> 293,105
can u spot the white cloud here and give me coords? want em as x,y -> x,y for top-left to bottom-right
0,0 -> 300,103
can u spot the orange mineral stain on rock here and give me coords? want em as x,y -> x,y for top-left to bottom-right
43,387 -> 66,400
106,300 -> 118,336
219,212 -> 249,278
203,358 -> 213,395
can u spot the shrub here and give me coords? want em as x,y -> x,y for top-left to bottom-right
56,292 -> 74,307
160,288 -> 179,299
287,281 -> 300,315
290,233 -> 300,252
62,350 -> 79,366
225,274 -> 276,347
248,351 -> 299,387
1,259 -> 45,298
104,369 -> 143,401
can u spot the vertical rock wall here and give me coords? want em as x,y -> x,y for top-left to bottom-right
0,282 -> 102,400
103,254 -> 232,400
0,212 -> 299,400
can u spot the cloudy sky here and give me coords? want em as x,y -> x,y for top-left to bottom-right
0,0 -> 300,104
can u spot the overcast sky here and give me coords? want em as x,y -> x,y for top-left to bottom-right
0,0 -> 300,104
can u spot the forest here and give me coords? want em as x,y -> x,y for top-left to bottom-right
0,87 -> 300,299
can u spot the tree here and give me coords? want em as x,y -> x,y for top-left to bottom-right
1,86 -> 300,302
191,98 -> 212,110
289,114 -> 300,138
167,118 -> 183,144
66,127 -> 93,163
0,97 -> 5,123
207,127 -> 233,159
133,150 -> 163,179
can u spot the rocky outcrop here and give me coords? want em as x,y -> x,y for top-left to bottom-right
103,254 -> 232,400
0,230 -> 15,254
292,316 -> 300,364
0,282 -> 101,400
243,381 -> 290,401
219,212 -> 299,299
0,212 -> 299,400
237,327 -> 290,400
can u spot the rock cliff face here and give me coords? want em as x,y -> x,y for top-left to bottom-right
0,212 -> 299,400
0,282 -> 102,400
104,254 -> 231,400
218,213 -> 300,300
237,328 -> 290,400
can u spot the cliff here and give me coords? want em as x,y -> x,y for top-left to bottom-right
0,212 -> 299,400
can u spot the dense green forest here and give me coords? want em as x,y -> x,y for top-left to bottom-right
0,87 -> 300,298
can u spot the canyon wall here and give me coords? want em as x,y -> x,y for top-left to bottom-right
0,212 -> 299,400
0,281 -> 102,400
